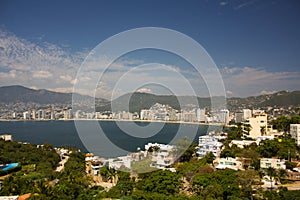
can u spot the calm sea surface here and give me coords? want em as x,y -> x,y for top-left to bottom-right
0,120 -> 215,157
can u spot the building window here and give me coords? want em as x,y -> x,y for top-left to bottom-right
266,163 -> 271,167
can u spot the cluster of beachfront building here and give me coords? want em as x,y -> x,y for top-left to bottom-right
84,128 -> 299,180
11,103 -> 231,124
12,108 -> 73,120
84,111 -> 300,186
10,104 -> 292,134
7,103 -> 289,131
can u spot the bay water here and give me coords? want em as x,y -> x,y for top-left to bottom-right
0,120 -> 215,157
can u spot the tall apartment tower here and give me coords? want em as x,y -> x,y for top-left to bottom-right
290,124 -> 300,146
220,109 -> 230,124
245,113 -> 267,138
196,108 -> 206,122
242,109 -> 252,121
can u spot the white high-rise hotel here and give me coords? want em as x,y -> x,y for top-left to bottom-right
290,124 -> 300,146
219,109 -> 230,124
195,108 -> 206,122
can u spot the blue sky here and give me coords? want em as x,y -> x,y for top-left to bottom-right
0,0 -> 299,97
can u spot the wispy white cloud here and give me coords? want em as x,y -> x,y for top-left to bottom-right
226,90 -> 233,95
137,87 -> 152,93
234,0 -> 255,10
32,70 -> 53,79
220,66 -> 300,97
59,75 -> 73,82
219,1 -> 228,6
0,29 -> 299,99
259,90 -> 277,95
0,29 -> 85,92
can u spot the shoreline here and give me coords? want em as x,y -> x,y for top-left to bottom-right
0,118 -> 226,126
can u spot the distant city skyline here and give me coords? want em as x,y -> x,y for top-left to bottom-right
0,0 -> 299,98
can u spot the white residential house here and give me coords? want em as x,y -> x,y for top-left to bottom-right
0,134 -> 12,141
256,135 -> 275,143
229,136 -> 275,149
145,143 -> 175,169
290,124 -> 300,146
85,154 -> 106,175
150,149 -> 174,169
260,158 -> 286,170
108,156 -> 131,170
197,141 -> 223,158
214,157 -> 244,171
90,161 -> 103,175
229,140 -> 257,148
129,151 -> 146,161
197,135 -> 223,158
198,135 -> 216,144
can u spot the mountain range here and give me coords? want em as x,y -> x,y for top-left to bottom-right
0,85 -> 107,105
0,85 -> 299,112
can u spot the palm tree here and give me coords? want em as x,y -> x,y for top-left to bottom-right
266,167 -> 277,190
99,166 -> 110,182
258,170 -> 265,189
260,127 -> 266,136
107,167 -> 117,183
277,169 -> 287,184
243,124 -> 252,136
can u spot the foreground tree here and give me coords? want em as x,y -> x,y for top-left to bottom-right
105,171 -> 134,198
236,169 -> 259,200
271,115 -> 300,133
136,170 -> 182,196
192,170 -> 242,199
227,123 -> 244,141
174,137 -> 197,163
277,169 -> 288,184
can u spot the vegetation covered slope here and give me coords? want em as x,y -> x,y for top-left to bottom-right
1,86 -> 298,113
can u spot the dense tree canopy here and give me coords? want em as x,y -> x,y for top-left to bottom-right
136,170 -> 182,195
271,115 -> 300,132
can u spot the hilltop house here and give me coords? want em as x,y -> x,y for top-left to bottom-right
213,157 -> 244,171
197,135 -> 223,158
260,158 -> 286,170
145,143 -> 175,169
